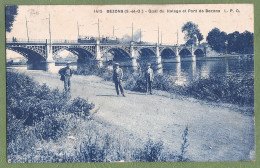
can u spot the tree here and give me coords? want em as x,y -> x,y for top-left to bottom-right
207,28 -> 253,54
6,5 -> 18,32
181,21 -> 204,45
196,30 -> 204,44
206,28 -> 227,53
237,31 -> 254,54
227,31 -> 240,53
227,31 -> 253,54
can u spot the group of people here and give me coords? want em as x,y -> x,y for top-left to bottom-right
58,62 -> 154,97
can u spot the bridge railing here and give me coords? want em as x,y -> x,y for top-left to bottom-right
52,39 -> 78,44
6,38 -> 47,43
6,38 -> 206,49
6,38 -> 80,44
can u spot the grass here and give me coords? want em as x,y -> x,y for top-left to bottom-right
7,70 -> 190,163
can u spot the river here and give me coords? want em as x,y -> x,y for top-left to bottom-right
7,56 -> 254,87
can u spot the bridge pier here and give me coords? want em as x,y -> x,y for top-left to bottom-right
46,41 -> 54,62
155,44 -> 163,74
175,47 -> 181,62
130,41 -> 138,70
95,40 -> 103,68
191,45 -> 196,62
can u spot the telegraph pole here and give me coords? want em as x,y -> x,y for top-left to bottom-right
49,13 -> 52,45
25,17 -> 29,42
132,22 -> 134,41
98,19 -> 100,40
113,26 -> 114,36
113,26 -> 119,37
177,29 -> 179,46
161,31 -> 162,44
140,28 -> 142,43
77,21 -> 80,39
49,13 -> 52,53
157,26 -> 160,44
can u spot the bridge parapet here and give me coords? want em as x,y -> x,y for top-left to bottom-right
6,38 -> 47,44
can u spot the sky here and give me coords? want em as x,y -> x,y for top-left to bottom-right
6,4 -> 254,58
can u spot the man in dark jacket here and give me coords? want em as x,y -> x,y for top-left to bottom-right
113,63 -> 125,97
59,62 -> 73,92
145,63 -> 154,95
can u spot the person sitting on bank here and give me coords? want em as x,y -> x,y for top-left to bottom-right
113,63 -> 126,97
59,62 -> 73,92
145,63 -> 154,95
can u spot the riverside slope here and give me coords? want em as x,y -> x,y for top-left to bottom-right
24,70 -> 254,161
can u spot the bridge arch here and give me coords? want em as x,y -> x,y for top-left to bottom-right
160,48 -> 177,58
136,47 -> 157,68
179,48 -> 193,58
194,49 -> 205,57
6,46 -> 46,63
160,48 -> 179,64
100,47 -> 131,67
52,46 -> 95,63
107,48 -> 131,61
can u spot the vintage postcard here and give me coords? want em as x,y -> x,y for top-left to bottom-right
6,4 -> 254,163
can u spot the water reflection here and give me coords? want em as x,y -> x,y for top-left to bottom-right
162,58 -> 254,85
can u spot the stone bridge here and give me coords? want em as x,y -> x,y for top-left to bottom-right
6,39 -> 207,68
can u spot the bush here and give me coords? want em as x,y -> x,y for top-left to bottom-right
67,97 -> 95,118
133,138 -> 164,162
7,71 -> 95,161
172,74 -> 254,107
122,70 -> 254,107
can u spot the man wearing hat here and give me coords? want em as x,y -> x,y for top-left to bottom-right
112,63 -> 125,97
145,63 -> 154,95
59,62 -> 73,92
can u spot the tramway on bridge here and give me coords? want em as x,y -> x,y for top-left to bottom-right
6,39 -> 207,68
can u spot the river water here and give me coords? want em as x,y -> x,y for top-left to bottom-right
7,56 -> 254,86
162,57 -> 254,85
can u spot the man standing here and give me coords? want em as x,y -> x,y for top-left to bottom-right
59,62 -> 73,92
113,63 -> 125,97
145,63 -> 154,95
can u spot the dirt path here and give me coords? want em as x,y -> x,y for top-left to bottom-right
24,70 -> 254,161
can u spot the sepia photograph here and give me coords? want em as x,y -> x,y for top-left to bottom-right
6,4 -> 254,163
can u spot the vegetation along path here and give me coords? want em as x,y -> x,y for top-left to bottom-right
24,70 -> 254,161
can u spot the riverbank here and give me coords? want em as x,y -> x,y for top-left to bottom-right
9,69 -> 254,162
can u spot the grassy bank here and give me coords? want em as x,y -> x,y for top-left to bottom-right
7,71 -> 190,162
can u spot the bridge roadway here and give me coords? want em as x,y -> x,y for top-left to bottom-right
6,39 -> 207,68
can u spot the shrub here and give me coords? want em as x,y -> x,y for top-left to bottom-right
177,125 -> 189,162
67,97 -> 95,118
7,71 -> 95,161
124,71 -> 254,107
133,138 -> 164,162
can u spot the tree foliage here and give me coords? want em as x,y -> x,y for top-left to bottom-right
207,28 -> 254,54
196,30 -> 204,44
181,21 -> 204,45
227,31 -> 254,54
6,5 -> 18,32
206,28 -> 227,53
